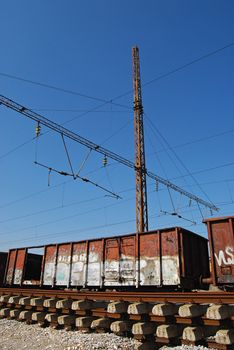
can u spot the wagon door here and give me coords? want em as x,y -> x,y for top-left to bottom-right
5,249 -> 26,285
43,245 -> 56,286
70,242 -> 87,287
207,218 -> 234,285
87,240 -> 103,286
56,244 -> 72,286
120,236 -> 135,286
139,232 -> 161,286
161,230 -> 180,285
104,238 -> 120,286
5,250 -> 17,285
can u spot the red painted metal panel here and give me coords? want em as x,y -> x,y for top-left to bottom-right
6,250 -> 17,285
87,240 -> 103,286
13,249 -> 26,285
43,245 -> 57,285
204,216 -> 234,285
5,249 -> 26,285
139,232 -> 160,285
71,242 -> 87,286
56,244 -> 72,286
104,238 -> 120,285
120,236 -> 135,286
161,230 -> 180,285
104,236 -> 136,286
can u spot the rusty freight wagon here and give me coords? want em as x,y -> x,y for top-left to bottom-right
204,216 -> 234,287
4,227 -> 209,290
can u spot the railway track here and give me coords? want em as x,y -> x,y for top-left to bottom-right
0,287 -> 234,303
0,288 -> 234,349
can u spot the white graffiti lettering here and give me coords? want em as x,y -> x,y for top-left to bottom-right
214,246 -> 234,266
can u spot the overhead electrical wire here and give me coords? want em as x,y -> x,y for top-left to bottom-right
0,193 -> 134,236
142,42 -> 234,88
154,128 -> 234,154
145,127 -> 183,215
0,71 -> 131,111
0,41 -> 232,232
4,206 -> 232,246
145,114 -> 215,205
1,194 -> 234,246
0,94 -> 218,211
0,41 -> 232,121
0,136 -> 36,161
0,195 -> 105,224
0,183 -> 212,225
0,175 -> 233,226
2,184 -> 233,238
171,161 -> 234,180
34,160 -> 121,199
0,144 -> 233,212
102,42 -> 234,101
1,42 -> 232,165
33,108 -> 132,114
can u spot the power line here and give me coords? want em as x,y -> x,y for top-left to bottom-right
0,42 -> 232,213
149,128 -> 234,155
0,217 -> 137,247
32,108 -> 132,114
0,195 -> 105,224
171,161 -> 234,180
6,201 -> 234,246
1,42 -> 232,115
3,182 -> 232,236
0,42 -> 232,164
0,179 -> 71,209
107,42 -> 234,101
0,194 -> 134,236
145,115 -> 214,205
0,142 -> 233,213
0,94 -> 218,211
0,210 -> 204,246
142,42 -> 234,88
0,136 -> 36,161
6,205 -> 234,247
0,71 -> 131,111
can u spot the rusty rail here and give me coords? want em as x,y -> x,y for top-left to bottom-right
0,287 -> 234,304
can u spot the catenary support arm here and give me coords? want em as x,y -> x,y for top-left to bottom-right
0,94 -> 218,211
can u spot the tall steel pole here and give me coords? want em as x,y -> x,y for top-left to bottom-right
132,46 -> 148,233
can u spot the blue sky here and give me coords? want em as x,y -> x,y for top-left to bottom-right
0,1 -> 233,250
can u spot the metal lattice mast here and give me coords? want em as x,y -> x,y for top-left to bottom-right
132,47 -> 148,233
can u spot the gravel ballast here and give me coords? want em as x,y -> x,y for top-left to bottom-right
0,319 -> 138,350
0,319 -> 216,350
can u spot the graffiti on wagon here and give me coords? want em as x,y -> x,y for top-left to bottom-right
214,246 -> 234,266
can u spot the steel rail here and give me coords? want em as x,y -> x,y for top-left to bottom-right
0,288 -> 233,304
0,94 -> 218,211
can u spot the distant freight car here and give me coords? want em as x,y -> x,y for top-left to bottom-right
4,227 -> 210,290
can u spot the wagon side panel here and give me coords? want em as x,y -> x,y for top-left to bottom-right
43,245 -> 57,286
139,232 -> 160,286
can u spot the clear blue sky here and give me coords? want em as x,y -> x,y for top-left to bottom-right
0,1 -> 233,250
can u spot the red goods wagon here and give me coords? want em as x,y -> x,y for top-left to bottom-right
4,248 -> 43,286
0,252 -> 7,285
4,227 -> 210,290
204,216 -> 234,286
